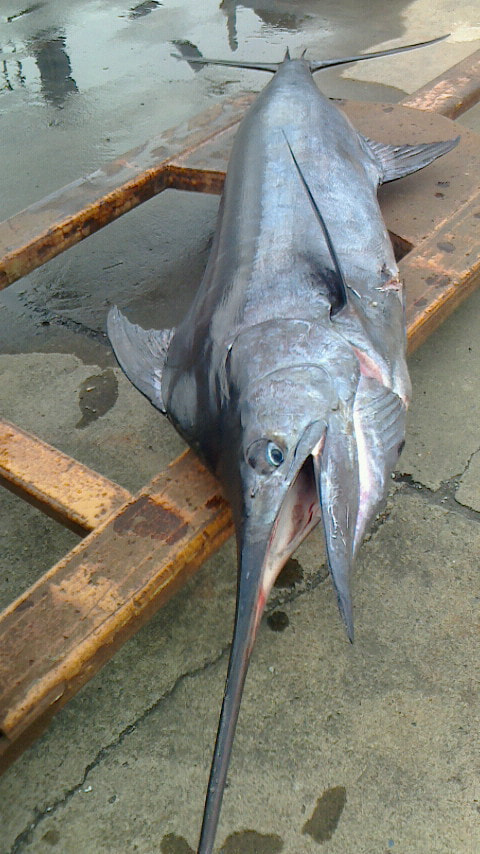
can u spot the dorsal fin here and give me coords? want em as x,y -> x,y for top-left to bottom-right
282,131 -> 348,317
107,306 -> 174,413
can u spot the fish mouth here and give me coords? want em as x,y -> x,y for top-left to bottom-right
261,452 -> 323,606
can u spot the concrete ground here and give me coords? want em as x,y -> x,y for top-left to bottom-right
0,2 -> 479,853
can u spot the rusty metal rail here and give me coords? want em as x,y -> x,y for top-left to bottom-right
0,420 -> 132,535
1,51 -> 480,773
1,49 -> 480,290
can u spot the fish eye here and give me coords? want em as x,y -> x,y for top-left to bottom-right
266,441 -> 284,467
246,438 -> 286,473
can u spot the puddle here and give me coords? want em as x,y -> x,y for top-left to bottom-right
267,610 -> 290,631
220,830 -> 283,853
302,786 -> 347,843
30,29 -> 78,105
41,827 -> 61,845
76,368 -> 118,428
129,0 -> 163,20
274,557 -> 304,588
172,38 -> 207,71
160,829 -> 283,853
220,1 -> 309,50
160,834 -> 194,854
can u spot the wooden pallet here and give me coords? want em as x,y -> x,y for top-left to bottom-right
1,50 -> 480,774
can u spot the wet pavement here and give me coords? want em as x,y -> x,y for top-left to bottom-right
1,2 -> 480,853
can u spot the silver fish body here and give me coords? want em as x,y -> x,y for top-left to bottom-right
108,47 -> 458,854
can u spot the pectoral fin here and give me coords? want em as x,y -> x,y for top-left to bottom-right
107,306 -> 174,413
313,412 -> 360,642
353,376 -> 407,554
362,134 -> 460,183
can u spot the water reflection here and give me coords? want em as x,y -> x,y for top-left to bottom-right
29,30 -> 78,106
220,0 -> 313,50
129,1 -> 163,20
220,0 -> 409,53
171,39 -> 206,72
5,4 -> 44,25
2,56 -> 26,92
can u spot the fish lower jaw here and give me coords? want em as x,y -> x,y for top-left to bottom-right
262,458 -> 322,600
261,504 -> 321,602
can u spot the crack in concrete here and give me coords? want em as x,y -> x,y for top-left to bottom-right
8,476 -> 467,852
394,462 -> 480,522
449,445 -> 480,513
7,562 -> 336,853
452,445 -> 480,483
8,644 -> 231,853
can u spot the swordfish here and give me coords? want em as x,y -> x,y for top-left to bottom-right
108,38 -> 458,853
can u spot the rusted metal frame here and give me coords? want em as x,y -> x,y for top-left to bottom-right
402,48 -> 480,118
1,49 -> 480,290
0,420 -> 132,535
1,57 -> 480,772
0,451 -> 233,773
2,199 -> 479,771
1,97 -> 478,530
403,187 -> 480,353
0,168 -> 207,291
0,95 -> 255,290
1,180 -> 479,771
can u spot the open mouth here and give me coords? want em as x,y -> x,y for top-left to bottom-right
261,454 -> 322,598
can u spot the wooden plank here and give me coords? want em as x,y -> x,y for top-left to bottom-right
0,451 -> 233,772
402,48 -> 480,118
0,420 -> 131,535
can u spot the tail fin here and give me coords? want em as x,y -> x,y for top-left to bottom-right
308,34 -> 449,72
171,53 -> 280,73
173,35 -> 449,75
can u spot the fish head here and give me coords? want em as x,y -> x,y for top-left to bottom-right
215,335 -> 409,674
235,365 -> 332,630
198,332 -> 407,852
223,327 -> 364,641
